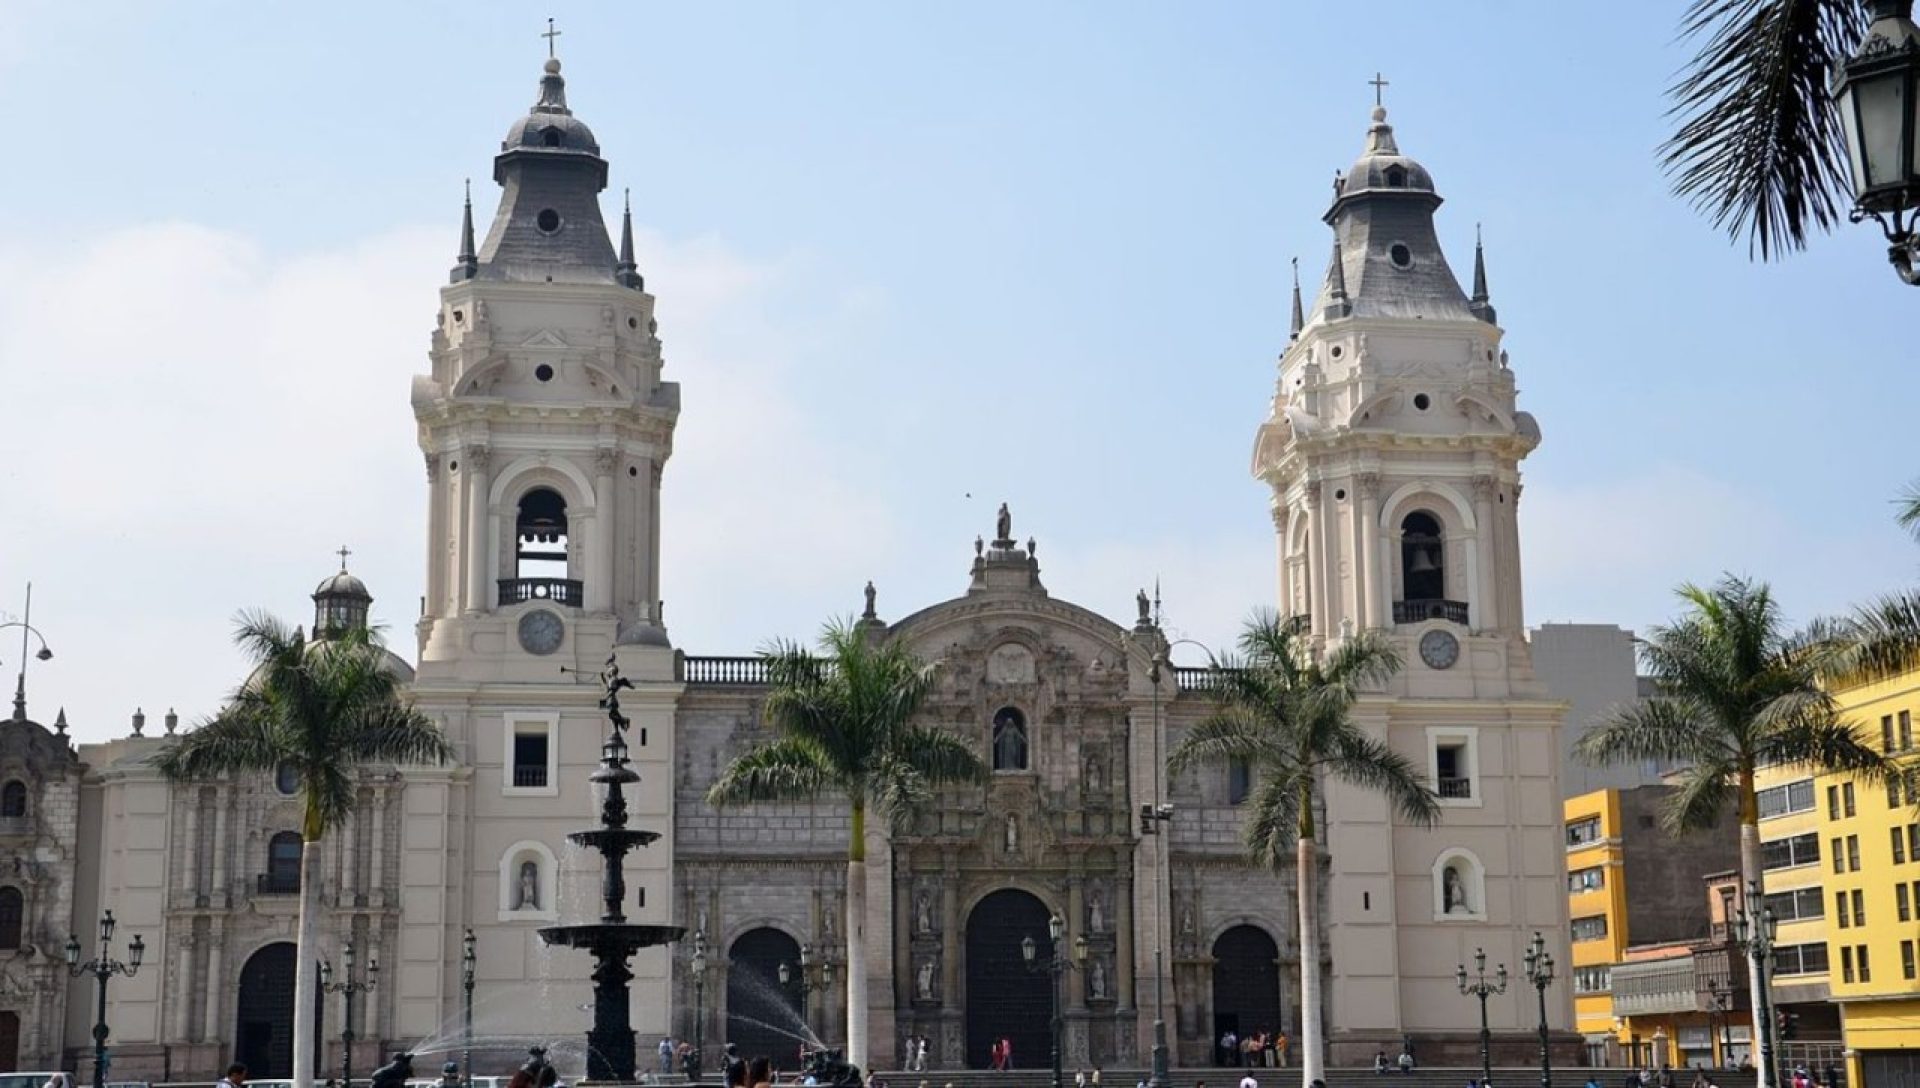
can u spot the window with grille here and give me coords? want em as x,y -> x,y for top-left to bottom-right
1897,826 -> 1908,865
1571,915 -> 1608,942
1860,944 -> 1872,983
1566,817 -> 1602,846
1573,965 -> 1611,993
1900,883 -> 1912,923
1854,888 -> 1867,926
1850,834 -> 1862,871
0,783 -> 24,819
1774,943 -> 1829,976
1838,890 -> 1851,928
1904,940 -> 1916,981
1761,833 -> 1820,871
1844,782 -> 1856,816
1764,888 -> 1824,922
1568,866 -> 1605,892
1843,946 -> 1855,983
1757,779 -> 1816,819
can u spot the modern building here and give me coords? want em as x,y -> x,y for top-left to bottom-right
0,57 -> 1583,1080
1531,624 -> 1663,797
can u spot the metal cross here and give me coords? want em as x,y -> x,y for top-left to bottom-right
542,18 -> 562,58
1369,72 -> 1390,107
336,545 -> 352,571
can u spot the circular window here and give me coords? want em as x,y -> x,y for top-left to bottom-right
1334,488 -> 1347,501
275,763 -> 300,796
453,309 -> 465,324
535,364 -> 555,382
628,466 -> 639,477
1389,243 -> 1413,269
449,459 -> 459,472
628,317 -> 639,330
1414,393 -> 1431,411
536,209 -> 562,234
1330,345 -> 1344,359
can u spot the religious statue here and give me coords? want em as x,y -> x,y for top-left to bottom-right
916,958 -> 936,1000
1004,813 -> 1019,853
370,1053 -> 416,1088
974,536 -> 984,557
1027,536 -> 1037,556
1180,907 -> 1194,935
1443,865 -> 1470,914
1085,753 -> 1102,790
1089,959 -> 1107,1000
1089,888 -> 1106,933
863,580 -> 877,618
516,860 -> 540,910
916,893 -> 933,935
995,503 -> 1012,544
1136,589 -> 1151,626
822,910 -> 835,940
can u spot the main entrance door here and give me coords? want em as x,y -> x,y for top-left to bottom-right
964,889 -> 1054,1071
726,928 -> 806,1071
1211,925 -> 1282,1062
0,1010 -> 19,1070
236,943 -> 297,1078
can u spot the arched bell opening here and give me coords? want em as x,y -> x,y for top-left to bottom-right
1394,510 -> 1468,625
500,487 -> 583,606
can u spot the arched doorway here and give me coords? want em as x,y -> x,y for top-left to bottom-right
726,928 -> 805,1071
964,889 -> 1054,1070
1211,926 -> 1282,1063
0,1010 -> 18,1070
236,943 -> 298,1077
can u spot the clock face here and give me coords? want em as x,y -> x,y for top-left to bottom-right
1419,629 -> 1460,670
517,609 -> 565,656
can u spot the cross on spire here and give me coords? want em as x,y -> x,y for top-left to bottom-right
336,545 -> 352,571
542,17 -> 562,58
1369,72 -> 1390,108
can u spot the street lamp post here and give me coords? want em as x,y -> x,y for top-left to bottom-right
1733,883 -> 1781,1088
1456,947 -> 1508,1088
780,943 -> 834,1046
320,940 -> 381,1088
1,581 -> 55,723
65,911 -> 144,1088
1832,0 -> 1920,283
1021,915 -> 1088,1088
689,929 -> 709,1082
461,928 -> 476,1087
1523,932 -> 1555,1088
1706,977 -> 1735,1070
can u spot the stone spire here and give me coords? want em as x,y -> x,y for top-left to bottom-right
473,56 -> 618,283
452,179 -> 478,283
1322,237 -> 1351,320
615,189 -> 644,290
10,674 -> 23,723
1289,256 -> 1305,340
1469,223 -> 1497,324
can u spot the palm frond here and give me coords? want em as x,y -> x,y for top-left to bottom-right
1827,589 -> 1920,683
152,707 -> 283,781
1661,762 -> 1737,835
705,736 -> 834,807
895,725 -> 988,786
1575,695 -> 1721,767
1899,481 -> 1920,541
1167,707 -> 1281,774
1661,0 -> 1869,258
1763,716 -> 1896,782
1324,727 -> 1440,828
1239,775 -> 1304,871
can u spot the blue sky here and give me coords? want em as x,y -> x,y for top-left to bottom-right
1,1 -> 1914,743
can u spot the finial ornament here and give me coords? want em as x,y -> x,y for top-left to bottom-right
542,17 -> 562,59
1289,255 -> 1305,340
337,545 -> 353,572
1369,72 -> 1390,108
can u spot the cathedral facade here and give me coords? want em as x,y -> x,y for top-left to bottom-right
1,58 -> 1572,1081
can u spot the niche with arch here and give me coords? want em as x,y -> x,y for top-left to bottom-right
499,840 -> 559,922
991,707 -> 1029,772
1400,510 -> 1446,602
0,781 -> 25,819
1431,848 -> 1487,922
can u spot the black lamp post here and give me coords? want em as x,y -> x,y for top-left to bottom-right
320,940 -> 380,1088
1733,883 -> 1781,1088
1021,914 -> 1088,1088
65,911 -> 144,1088
1706,977 -> 1735,1070
1456,946 -> 1508,1088
1832,0 -> 1920,283
460,928 -> 476,1087
1522,932 -> 1555,1088
689,928 -> 709,1082
780,943 -> 834,1044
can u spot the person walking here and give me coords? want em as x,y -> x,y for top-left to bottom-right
1276,1033 -> 1289,1069
218,1065 -> 248,1088
660,1039 -> 675,1077
1221,1031 -> 1237,1069
1237,1070 -> 1257,1088
1001,1038 -> 1014,1071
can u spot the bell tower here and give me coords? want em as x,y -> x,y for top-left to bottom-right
414,55 -> 679,664
1252,104 -> 1572,1063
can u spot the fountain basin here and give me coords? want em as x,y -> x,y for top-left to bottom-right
566,827 -> 662,852
538,922 -> 686,951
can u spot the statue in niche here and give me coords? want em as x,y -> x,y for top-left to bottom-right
916,957 -> 936,1000
1089,888 -> 1106,933
1180,906 -> 1194,935
822,909 -> 835,940
916,893 -> 933,935
1089,959 -> 1107,1000
1443,864 -> 1471,914
996,503 -> 1012,543
1004,813 -> 1019,853
1085,753 -> 1102,791
515,860 -> 540,910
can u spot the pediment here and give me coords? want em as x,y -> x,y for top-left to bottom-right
520,328 -> 570,349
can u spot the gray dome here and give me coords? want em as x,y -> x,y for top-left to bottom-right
1336,107 -> 1435,200
313,570 -> 371,600
500,60 -> 601,156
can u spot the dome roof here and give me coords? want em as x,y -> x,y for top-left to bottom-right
500,60 -> 601,157
1335,107 -> 1435,203
313,570 -> 371,600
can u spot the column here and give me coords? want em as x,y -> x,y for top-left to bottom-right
1358,473 -> 1383,629
1380,526 -> 1401,628
1506,483 -> 1527,630
1472,475 -> 1500,631
173,932 -> 196,1041
369,785 -> 387,909
588,450 -> 617,613
203,922 -> 224,1049
181,802 -> 200,903
1319,480 -> 1340,634
210,787 -> 229,907
1068,875 -> 1086,1006
463,446 -> 490,613
424,454 -> 444,616
1270,503 -> 1292,616
893,867 -> 913,1026
648,464 -> 663,622
1303,484 -> 1324,636
939,852 -> 960,1004
1114,877 -> 1134,1011
342,802 -> 360,907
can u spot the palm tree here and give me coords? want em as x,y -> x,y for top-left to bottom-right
1167,614 -> 1438,1088
1818,483 -> 1920,682
1662,0 -> 1871,258
1574,576 -> 1890,1087
156,613 -> 451,1088
705,619 -> 986,1072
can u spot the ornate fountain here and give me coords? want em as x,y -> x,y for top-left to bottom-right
539,655 -> 685,1083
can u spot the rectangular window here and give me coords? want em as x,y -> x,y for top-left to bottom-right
1228,759 -> 1251,806
1897,826 -> 1908,865
1899,882 -> 1912,923
1837,890 -> 1851,928
1909,823 -> 1919,861
1860,944 -> 1872,983
1568,866 -> 1605,893
1851,834 -> 1863,871
1427,728 -> 1478,804
1762,832 -> 1821,871
1566,817 -> 1602,847
1764,888 -> 1825,922
1885,714 -> 1898,753
1757,778 -> 1817,819
1570,915 -> 1608,942
1892,775 -> 1903,809
503,712 -> 561,795
1853,887 -> 1867,926
1573,965 -> 1612,994
1833,837 -> 1846,874
1828,784 -> 1841,820
1774,942 -> 1829,976
1904,940 -> 1916,981
1903,710 -> 1914,750
511,731 -> 549,788
1842,945 -> 1855,983
1845,782 -> 1857,817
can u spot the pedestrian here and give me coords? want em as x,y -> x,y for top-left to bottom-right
1076,1071 -> 1087,1088
1002,1038 -> 1014,1071
1584,1078 -> 1601,1088
1277,1033 -> 1289,1069
1092,1070 -> 1102,1087
749,1058 -> 774,1088
218,1065 -> 248,1088
1824,1065 -> 1840,1088
1237,1070 -> 1257,1088
990,1040 -> 1003,1072
1221,1031 -> 1238,1068
918,1037 -> 930,1073
1398,1049 -> 1414,1076
660,1038 -> 675,1077
725,1044 -> 747,1088
1375,1052 -> 1390,1075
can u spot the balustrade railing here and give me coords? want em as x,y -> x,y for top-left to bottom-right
1393,598 -> 1470,625
256,872 -> 300,896
498,578 -> 585,607
1436,776 -> 1473,799
682,656 -> 771,685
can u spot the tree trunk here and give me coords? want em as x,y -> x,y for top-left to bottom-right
1737,772 -> 1767,1088
847,804 -> 870,1072
1297,835 -> 1323,1088
294,837 -> 324,1088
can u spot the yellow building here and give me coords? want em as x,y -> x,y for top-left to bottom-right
1566,789 -> 1630,1053
1818,670 -> 1920,1088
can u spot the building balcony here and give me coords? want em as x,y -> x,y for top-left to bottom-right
0,816 -> 32,837
1394,598 -> 1470,625
498,578 -> 584,607
256,872 -> 300,896
1436,776 -> 1473,799
511,765 -> 549,789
